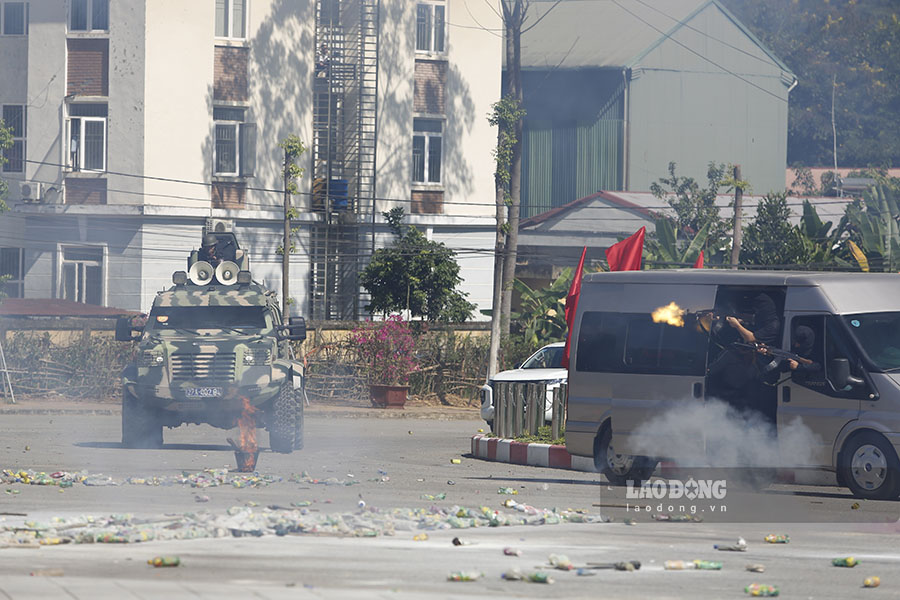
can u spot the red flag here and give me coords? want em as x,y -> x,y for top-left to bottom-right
562,246 -> 587,369
693,250 -> 704,269
605,227 -> 645,271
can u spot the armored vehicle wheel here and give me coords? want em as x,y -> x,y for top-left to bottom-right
839,431 -> 900,500
122,389 -> 163,449
594,426 -> 656,486
269,382 -> 302,454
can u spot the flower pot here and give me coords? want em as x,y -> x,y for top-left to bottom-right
369,384 -> 408,408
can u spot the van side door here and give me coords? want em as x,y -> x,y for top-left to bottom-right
779,314 -> 863,468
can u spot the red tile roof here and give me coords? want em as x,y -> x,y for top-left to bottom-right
0,299 -> 141,318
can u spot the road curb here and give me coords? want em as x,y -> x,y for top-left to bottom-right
470,434 -> 598,472
0,405 -> 480,420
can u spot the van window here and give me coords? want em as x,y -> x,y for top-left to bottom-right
576,311 -> 706,376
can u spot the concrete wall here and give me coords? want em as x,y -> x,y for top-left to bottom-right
627,2 -> 791,193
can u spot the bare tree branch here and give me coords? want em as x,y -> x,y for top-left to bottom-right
521,0 -> 564,33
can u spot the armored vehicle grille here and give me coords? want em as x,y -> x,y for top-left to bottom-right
171,353 -> 236,382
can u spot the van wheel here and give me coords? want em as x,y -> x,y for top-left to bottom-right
268,382 -> 301,454
594,426 -> 655,486
122,389 -> 163,449
839,432 -> 900,500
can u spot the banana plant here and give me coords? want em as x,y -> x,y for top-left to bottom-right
643,218 -> 710,268
845,185 -> 900,272
793,200 -> 852,268
510,268 -> 573,348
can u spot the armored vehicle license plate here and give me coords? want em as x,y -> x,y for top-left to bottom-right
185,387 -> 222,398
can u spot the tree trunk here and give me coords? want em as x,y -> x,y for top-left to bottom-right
487,144 -> 507,379
500,1 -> 524,336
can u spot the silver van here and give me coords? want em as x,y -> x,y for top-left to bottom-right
566,270 -> 900,500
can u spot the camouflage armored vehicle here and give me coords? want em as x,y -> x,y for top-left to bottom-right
115,232 -> 307,453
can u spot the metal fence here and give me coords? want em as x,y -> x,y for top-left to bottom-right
494,381 -> 567,440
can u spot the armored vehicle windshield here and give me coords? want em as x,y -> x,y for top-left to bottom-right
148,306 -> 273,333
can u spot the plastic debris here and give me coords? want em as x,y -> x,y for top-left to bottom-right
586,561 -> 641,571
503,547 -> 522,556
450,459 -> 461,464
448,571 -> 482,582
745,564 -> 766,573
653,513 -> 701,522
413,533 -> 428,541
832,557 -> 858,568
863,576 -> 881,588
194,495 -> 210,503
421,493 -> 446,501
763,534 -> 790,544
30,569 -> 64,577
745,583 -> 780,597
148,556 -> 181,567
498,487 -> 518,495
852,502 -> 861,510
715,537 -> 747,551
623,518 -> 637,526
527,572 -> 554,584
548,554 -> 574,570
575,568 -> 597,576
665,560 -> 722,570
501,568 -> 524,580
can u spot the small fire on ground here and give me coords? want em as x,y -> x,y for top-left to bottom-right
652,302 -> 686,327
230,398 -> 258,472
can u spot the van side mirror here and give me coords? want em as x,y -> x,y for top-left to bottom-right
115,316 -> 139,342
283,316 -> 307,342
829,358 -> 864,389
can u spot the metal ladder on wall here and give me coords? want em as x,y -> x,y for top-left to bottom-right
310,0 -> 379,320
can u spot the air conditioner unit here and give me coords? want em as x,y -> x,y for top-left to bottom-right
205,218 -> 233,234
20,182 -> 42,202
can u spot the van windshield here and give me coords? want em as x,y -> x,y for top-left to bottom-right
844,312 -> 900,371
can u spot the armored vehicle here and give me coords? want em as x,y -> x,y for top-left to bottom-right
115,232 -> 307,453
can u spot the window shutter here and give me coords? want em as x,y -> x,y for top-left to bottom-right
240,122 -> 256,177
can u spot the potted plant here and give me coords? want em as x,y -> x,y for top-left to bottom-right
352,315 -> 417,408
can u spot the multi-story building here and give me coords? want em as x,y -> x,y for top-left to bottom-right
0,0 -> 500,317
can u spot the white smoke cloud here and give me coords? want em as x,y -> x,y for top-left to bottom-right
627,398 -> 821,469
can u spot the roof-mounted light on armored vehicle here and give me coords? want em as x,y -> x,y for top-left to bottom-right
237,270 -> 252,284
172,271 -> 188,285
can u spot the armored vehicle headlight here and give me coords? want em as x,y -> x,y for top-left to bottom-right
139,351 -> 165,367
243,349 -> 271,366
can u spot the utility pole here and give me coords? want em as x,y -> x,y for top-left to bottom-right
282,149 -> 291,314
730,164 -> 742,269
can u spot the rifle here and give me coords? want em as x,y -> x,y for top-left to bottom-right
733,342 -> 813,366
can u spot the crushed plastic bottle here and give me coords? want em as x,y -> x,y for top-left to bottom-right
745,583 -> 779,597
148,556 -> 181,567
665,560 -> 722,570
746,564 -> 766,573
863,576 -> 880,588
503,547 -> 522,556
527,572 -> 554,584
715,537 -> 747,551
447,571 -> 482,582
548,554 -> 574,570
501,568 -> 524,580
498,487 -> 518,495
832,557 -> 858,568
764,534 -> 790,543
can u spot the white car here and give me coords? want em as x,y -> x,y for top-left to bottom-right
480,342 -> 567,430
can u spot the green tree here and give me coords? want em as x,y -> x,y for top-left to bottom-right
650,161 -> 736,262
844,184 -> 900,272
361,208 -> 474,322
0,119 -> 12,211
508,269 -> 572,348
643,218 -> 710,268
724,0 -> 900,167
741,192 -> 806,267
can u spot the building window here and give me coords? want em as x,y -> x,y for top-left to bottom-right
213,107 -> 255,177
1,105 -> 25,173
67,104 -> 107,172
416,3 -> 445,53
69,0 -> 108,32
412,118 -> 442,183
1,2 -> 26,35
61,246 -> 103,305
216,0 -> 247,39
0,247 -> 24,298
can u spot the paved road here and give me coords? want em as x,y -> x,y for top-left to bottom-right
1,413 -> 899,599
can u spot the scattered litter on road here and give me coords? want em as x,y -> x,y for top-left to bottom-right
194,495 -> 210,503
148,556 -> 181,567
527,572 -> 554,584
664,560 -> 722,570
498,487 -> 518,495
745,564 -> 766,573
413,533 -> 428,541
653,513 -> 701,522
447,480 -> 455,486
503,547 -> 522,556
575,568 -> 596,576
547,554 -> 574,570
451,537 -> 473,546
501,568 -> 524,580
832,557 -> 858,567
450,459 -> 461,464
447,571 -> 482,581
586,561 -> 641,571
852,502 -> 860,510
745,583 -> 780,596
863,576 -> 881,588
623,518 -> 637,526
421,493 -> 446,501
763,534 -> 790,544
30,569 -> 64,577
715,537 -> 747,551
